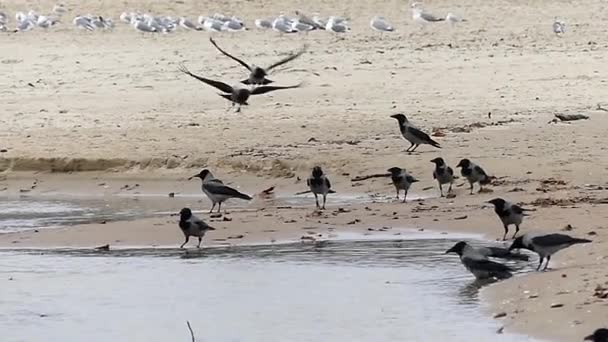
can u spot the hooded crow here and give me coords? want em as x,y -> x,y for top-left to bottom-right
209,37 -> 307,85
456,158 -> 491,194
509,233 -> 592,271
445,241 -> 513,280
430,157 -> 454,197
390,114 -> 441,152
307,166 -> 332,209
178,64 -> 301,112
585,328 -> 608,342
387,167 -> 418,203
178,208 -> 216,248
487,198 -> 530,240
189,169 -> 252,213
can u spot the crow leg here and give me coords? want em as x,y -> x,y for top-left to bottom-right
543,255 -> 551,271
438,182 -> 444,197
512,225 -> 520,239
314,193 -> 319,208
406,142 -> 414,152
536,256 -> 544,271
217,202 -> 222,213
209,203 -> 216,213
322,194 -> 327,210
197,236 -> 202,248
180,236 -> 190,249
502,225 -> 509,241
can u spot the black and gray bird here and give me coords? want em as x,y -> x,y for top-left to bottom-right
390,114 -> 441,152
509,233 -> 592,271
585,328 -> 608,342
178,208 -> 216,248
445,241 -> 513,280
209,37 -> 307,85
387,167 -> 418,203
487,198 -> 530,240
307,166 -> 332,210
189,169 -> 252,213
465,242 -> 530,261
430,157 -> 454,197
456,158 -> 491,194
178,64 -> 301,112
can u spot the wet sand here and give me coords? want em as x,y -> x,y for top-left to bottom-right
1,0 -> 608,340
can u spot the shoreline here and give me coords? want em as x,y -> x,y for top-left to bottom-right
1,173 -> 606,342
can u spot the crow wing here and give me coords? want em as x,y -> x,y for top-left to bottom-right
532,234 -> 583,247
209,37 -> 252,71
266,45 -> 307,71
462,256 -> 512,273
251,84 -> 301,95
178,64 -> 233,94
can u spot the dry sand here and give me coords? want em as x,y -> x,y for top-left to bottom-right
1,0 -> 608,340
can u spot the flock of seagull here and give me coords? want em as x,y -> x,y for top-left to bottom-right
1,3 -> 568,37
1,2 -> 468,34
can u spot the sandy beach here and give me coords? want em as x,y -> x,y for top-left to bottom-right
1,0 -> 608,340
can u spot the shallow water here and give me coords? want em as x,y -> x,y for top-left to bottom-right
0,239 -> 534,342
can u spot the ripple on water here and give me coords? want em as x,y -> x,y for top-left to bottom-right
0,239 -> 535,342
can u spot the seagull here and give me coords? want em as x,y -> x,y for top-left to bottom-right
487,198 -> 530,240
553,18 -> 566,36
446,241 -> 513,280
255,18 -> 272,29
307,166 -> 332,210
325,16 -> 349,33
509,233 -> 592,271
294,10 -> 322,29
370,16 -> 394,32
291,19 -> 315,33
411,2 -> 445,23
430,157 -> 454,197
36,15 -> 59,29
222,19 -> 245,32
312,15 -> 326,30
202,17 -> 223,32
272,16 -> 297,33
179,17 -> 201,30
188,169 -> 252,213
14,19 -> 35,32
390,114 -> 441,152
585,329 -> 608,342
53,4 -> 67,16
387,167 -> 418,203
178,64 -> 301,112
132,19 -> 157,33
178,208 -> 216,248
445,13 -> 465,26
456,159 -> 491,194
209,37 -> 306,85
73,15 -> 94,31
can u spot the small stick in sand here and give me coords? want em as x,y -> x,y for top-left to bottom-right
350,173 -> 391,182
186,321 -> 195,342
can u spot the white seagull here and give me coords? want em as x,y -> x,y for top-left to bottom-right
411,2 -> 444,24
325,16 -> 349,33
553,18 -> 565,36
370,16 -> 394,32
255,18 -> 272,29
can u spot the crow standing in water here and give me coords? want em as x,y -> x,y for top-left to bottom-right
178,208 -> 216,248
307,166 -> 333,210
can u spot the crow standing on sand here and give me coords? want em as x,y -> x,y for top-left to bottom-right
209,37 -> 307,85
387,167 -> 418,203
430,157 -> 454,197
307,166 -> 332,210
456,158 -> 491,194
189,169 -> 252,213
390,114 -> 441,152
178,64 -> 301,112
445,241 -> 513,280
509,233 -> 592,271
178,208 -> 216,248
487,198 -> 530,240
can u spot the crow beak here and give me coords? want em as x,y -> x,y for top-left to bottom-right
188,175 -> 198,180
445,247 -> 455,254
208,227 -> 216,231
584,335 -> 594,341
